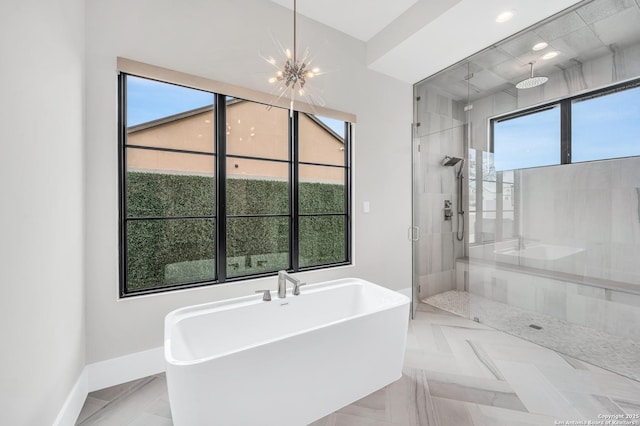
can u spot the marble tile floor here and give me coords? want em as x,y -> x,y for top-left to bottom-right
76,303 -> 640,426
424,291 -> 640,382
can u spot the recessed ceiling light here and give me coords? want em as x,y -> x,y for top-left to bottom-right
542,51 -> 558,60
532,42 -> 548,51
496,11 -> 514,23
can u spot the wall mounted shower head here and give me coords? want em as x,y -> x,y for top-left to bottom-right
442,155 -> 463,166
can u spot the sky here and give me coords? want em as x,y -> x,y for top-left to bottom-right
127,75 -> 639,169
126,75 -> 345,136
494,85 -> 640,171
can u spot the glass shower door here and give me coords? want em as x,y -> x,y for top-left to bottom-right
411,129 -> 421,318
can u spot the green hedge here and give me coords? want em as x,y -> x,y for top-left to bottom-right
126,172 -> 346,290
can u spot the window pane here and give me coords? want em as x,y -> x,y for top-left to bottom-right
127,148 -> 214,217
468,180 -> 477,210
572,86 -> 640,162
126,219 -> 215,291
226,158 -> 289,215
482,181 -> 496,211
482,211 -> 496,242
502,182 -> 514,210
502,169 -> 514,184
469,149 -> 477,180
502,211 -> 515,239
300,216 -> 346,267
493,106 -> 560,170
469,212 -> 476,244
126,75 -> 215,153
299,113 -> 346,166
299,165 -> 345,214
226,99 -> 288,160
227,217 -> 289,277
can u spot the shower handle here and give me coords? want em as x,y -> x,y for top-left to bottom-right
408,226 -> 420,241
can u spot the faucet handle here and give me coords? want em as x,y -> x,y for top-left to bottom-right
293,282 -> 307,296
255,289 -> 272,301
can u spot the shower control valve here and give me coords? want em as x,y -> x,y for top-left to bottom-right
444,200 -> 453,221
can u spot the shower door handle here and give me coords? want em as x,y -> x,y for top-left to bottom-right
408,226 -> 419,241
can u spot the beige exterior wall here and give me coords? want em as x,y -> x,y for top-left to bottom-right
127,100 -> 345,183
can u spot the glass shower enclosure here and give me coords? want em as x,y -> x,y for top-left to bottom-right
412,0 -> 640,381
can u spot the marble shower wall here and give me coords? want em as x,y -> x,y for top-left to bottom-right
518,157 -> 640,285
414,85 -> 466,299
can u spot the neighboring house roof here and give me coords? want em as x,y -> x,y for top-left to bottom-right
127,98 -> 344,144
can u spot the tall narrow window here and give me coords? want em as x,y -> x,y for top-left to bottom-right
123,76 -> 216,293
298,114 -> 350,267
225,99 -> 291,278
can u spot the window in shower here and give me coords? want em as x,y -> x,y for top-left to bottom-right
119,73 -> 352,297
572,84 -> 640,163
491,78 -> 640,171
469,149 -> 517,245
492,105 -> 561,171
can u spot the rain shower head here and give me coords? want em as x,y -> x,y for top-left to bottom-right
516,62 -> 548,89
442,155 -> 463,166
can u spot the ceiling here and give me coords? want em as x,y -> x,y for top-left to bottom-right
270,0 -> 419,42
424,0 -> 640,101
270,0 -> 587,83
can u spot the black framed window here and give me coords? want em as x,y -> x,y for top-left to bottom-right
491,77 -> 640,171
572,84 -> 640,163
297,113 -> 350,268
493,105 -> 561,171
119,74 -> 352,296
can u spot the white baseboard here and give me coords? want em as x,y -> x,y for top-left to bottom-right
87,346 -> 165,392
53,347 -> 166,425
53,368 -> 88,426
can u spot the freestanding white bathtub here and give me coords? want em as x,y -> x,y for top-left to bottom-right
164,278 -> 410,426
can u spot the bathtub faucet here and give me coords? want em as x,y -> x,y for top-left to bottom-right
277,270 -> 306,298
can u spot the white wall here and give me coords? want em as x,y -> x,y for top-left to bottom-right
85,0 -> 412,364
0,0 -> 86,424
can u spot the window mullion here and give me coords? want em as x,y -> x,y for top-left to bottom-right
291,112 -> 300,272
561,99 -> 571,164
216,93 -> 227,282
118,73 -> 128,296
344,122 -> 352,263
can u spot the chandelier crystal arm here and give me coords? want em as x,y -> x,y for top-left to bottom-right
265,0 -> 324,112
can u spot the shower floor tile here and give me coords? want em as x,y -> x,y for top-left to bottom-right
423,290 -> 640,382
76,303 -> 640,426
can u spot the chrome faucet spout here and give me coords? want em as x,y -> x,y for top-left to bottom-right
277,270 -> 302,298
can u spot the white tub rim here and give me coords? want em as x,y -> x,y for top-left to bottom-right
164,278 -> 409,366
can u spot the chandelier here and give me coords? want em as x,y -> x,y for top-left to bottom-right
265,0 -> 322,114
